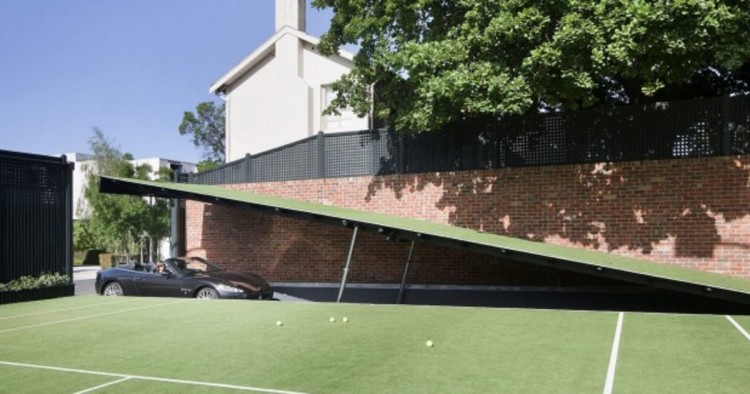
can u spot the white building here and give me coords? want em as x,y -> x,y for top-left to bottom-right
210,0 -> 370,161
66,152 -> 95,221
66,153 -> 197,220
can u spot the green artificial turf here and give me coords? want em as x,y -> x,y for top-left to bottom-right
615,313 -> 750,393
0,365 -> 116,393
2,297 -> 749,393
103,176 -> 750,298
734,315 -> 750,330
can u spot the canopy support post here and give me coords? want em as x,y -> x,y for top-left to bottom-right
337,225 -> 359,303
397,241 -> 416,304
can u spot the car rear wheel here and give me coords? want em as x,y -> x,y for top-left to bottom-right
103,282 -> 124,296
196,287 -> 219,299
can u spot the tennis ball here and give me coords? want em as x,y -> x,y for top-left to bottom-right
329,317 -> 336,323
342,317 -> 349,323
426,340 -> 434,347
276,320 -> 283,326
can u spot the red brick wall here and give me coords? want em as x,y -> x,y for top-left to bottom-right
186,155 -> 750,284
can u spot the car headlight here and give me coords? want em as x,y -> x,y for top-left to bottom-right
216,284 -> 244,293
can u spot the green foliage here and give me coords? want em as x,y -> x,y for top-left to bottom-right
0,272 -> 71,292
196,159 -> 221,172
73,220 -> 97,252
83,128 -> 171,258
179,101 -> 226,162
156,166 -> 175,181
313,0 -> 750,132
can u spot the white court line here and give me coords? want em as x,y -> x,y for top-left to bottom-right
0,360 -> 308,394
0,299 -> 192,334
726,316 -> 750,342
0,299 -> 137,321
73,377 -> 132,394
603,312 -> 624,394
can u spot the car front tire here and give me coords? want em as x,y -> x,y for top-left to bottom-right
195,287 -> 219,299
102,282 -> 124,296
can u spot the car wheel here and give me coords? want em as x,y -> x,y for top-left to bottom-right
103,282 -> 124,296
195,287 -> 219,299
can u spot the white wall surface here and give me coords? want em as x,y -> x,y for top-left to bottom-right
275,0 -> 305,31
302,43 -> 369,134
72,160 -> 94,219
224,35 -> 369,161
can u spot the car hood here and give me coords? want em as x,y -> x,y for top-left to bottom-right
196,271 -> 271,291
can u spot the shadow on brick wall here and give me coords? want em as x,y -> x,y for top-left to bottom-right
365,156 -> 750,259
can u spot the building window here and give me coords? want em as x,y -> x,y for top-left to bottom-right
321,85 -> 359,132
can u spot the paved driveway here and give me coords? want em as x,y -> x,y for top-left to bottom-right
73,266 -> 98,296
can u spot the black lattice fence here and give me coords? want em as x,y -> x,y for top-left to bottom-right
562,98 -> 725,162
189,95 -> 750,185
729,96 -> 750,154
0,150 -> 73,284
253,136 -> 319,182
325,131 -> 394,177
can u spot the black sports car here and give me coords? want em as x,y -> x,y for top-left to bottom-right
95,257 -> 273,300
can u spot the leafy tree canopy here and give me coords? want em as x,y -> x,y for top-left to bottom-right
196,159 -> 221,172
81,128 -> 171,257
313,0 -> 750,132
179,101 -> 226,162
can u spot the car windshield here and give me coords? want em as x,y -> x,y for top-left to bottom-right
183,258 -> 224,274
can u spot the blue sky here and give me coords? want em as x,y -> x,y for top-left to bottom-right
0,0 -> 336,163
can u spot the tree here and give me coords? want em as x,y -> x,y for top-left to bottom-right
313,0 -> 750,132
178,101 -> 226,163
73,220 -> 97,252
82,128 -> 171,259
196,160 -> 220,172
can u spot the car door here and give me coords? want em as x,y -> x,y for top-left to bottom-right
133,271 -> 184,297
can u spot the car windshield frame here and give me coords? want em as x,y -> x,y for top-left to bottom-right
166,257 -> 224,276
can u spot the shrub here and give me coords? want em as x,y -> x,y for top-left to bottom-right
99,253 -> 113,269
0,272 -> 71,292
74,251 -> 86,265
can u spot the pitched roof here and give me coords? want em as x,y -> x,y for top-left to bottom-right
209,26 -> 355,95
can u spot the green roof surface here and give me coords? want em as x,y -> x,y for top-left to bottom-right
101,176 -> 750,299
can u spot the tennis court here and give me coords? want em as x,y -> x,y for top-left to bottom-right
1,296 -> 749,393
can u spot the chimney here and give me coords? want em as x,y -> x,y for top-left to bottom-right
275,0 -> 306,32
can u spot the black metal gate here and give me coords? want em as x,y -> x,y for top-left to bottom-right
0,150 -> 73,283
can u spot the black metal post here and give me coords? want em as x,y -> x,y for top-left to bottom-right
63,156 -> 74,280
397,241 -> 415,304
170,165 -> 183,258
337,225 -> 359,303
244,153 -> 253,182
317,131 -> 326,179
